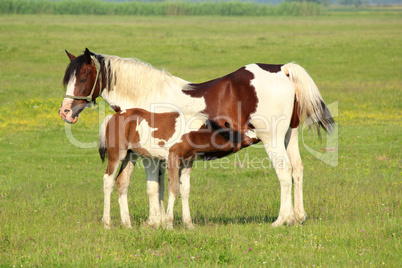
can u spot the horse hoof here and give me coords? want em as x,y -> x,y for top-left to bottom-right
184,222 -> 195,230
102,219 -> 111,229
272,215 -> 295,227
143,220 -> 160,229
295,211 -> 307,224
122,223 -> 132,229
166,222 -> 174,230
271,220 -> 283,227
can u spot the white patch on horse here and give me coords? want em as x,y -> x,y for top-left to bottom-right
61,73 -> 76,107
245,63 -> 294,134
133,112 -> 207,160
135,119 -> 167,159
168,113 -> 207,145
245,130 -> 257,139
66,72 -> 76,96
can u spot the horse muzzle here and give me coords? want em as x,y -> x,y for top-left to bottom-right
59,107 -> 78,124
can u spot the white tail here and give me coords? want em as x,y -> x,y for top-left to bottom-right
282,63 -> 335,134
99,115 -> 113,162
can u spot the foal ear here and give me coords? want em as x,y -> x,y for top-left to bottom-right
65,50 -> 76,62
83,48 -> 92,65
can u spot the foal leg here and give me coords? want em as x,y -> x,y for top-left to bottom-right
102,158 -> 121,229
116,152 -> 138,228
286,127 -> 307,223
144,158 -> 162,228
158,163 -> 166,226
259,134 -> 295,227
165,155 -> 180,230
180,160 -> 194,230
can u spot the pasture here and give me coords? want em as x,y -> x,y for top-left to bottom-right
0,13 -> 401,266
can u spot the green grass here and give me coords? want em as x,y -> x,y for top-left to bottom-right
0,13 -> 401,266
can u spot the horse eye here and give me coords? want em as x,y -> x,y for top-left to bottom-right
79,78 -> 87,83
225,122 -> 231,128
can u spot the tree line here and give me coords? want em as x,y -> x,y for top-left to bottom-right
0,0 -> 324,16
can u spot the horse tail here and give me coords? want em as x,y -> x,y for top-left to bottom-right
99,115 -> 113,163
282,63 -> 335,135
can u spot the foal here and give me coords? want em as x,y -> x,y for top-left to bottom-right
99,108 -> 250,229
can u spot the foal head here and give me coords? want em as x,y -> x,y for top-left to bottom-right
59,48 -> 102,124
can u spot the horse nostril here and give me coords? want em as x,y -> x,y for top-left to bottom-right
64,109 -> 70,113
225,122 -> 231,128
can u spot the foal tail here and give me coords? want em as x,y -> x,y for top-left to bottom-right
282,63 -> 335,135
99,115 -> 113,163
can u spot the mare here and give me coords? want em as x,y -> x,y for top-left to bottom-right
59,48 -> 334,228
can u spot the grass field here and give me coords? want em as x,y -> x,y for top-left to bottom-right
0,13 -> 401,266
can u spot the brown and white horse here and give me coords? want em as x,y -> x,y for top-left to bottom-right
98,109 -> 249,229
59,48 -> 334,228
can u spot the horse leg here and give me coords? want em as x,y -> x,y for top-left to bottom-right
259,134 -> 295,227
286,127 -> 307,223
180,160 -> 194,230
165,155 -> 180,230
144,158 -> 162,228
102,158 -> 121,229
158,163 -> 166,226
116,152 -> 138,228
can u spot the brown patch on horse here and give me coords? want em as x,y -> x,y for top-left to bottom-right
199,133 -> 260,160
158,141 -> 165,147
148,113 -> 180,141
169,124 -> 235,160
256,63 -> 283,73
183,67 -> 259,149
118,109 -> 180,142
168,120 -> 261,162
167,154 -> 180,196
290,100 -> 300,129
111,105 -> 121,113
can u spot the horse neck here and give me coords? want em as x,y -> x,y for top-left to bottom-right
99,55 -> 190,110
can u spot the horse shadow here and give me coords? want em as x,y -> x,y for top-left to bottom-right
181,214 -> 277,227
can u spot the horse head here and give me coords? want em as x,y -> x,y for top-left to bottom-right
59,48 -> 102,124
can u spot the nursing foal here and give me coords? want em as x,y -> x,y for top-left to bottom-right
99,108 -> 252,229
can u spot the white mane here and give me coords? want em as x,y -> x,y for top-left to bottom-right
100,54 -> 189,107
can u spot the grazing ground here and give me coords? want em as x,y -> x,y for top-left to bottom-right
0,13 -> 400,266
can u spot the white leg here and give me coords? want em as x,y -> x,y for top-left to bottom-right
144,158 -> 162,228
165,155 -> 180,230
180,160 -> 194,230
102,162 -> 120,229
286,127 -> 307,223
259,134 -> 295,227
165,187 -> 176,230
158,163 -> 166,226
116,153 -> 138,228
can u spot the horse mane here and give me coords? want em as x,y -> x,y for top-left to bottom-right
97,53 -> 188,103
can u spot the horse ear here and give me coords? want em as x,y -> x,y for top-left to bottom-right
83,48 -> 92,65
65,50 -> 76,62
